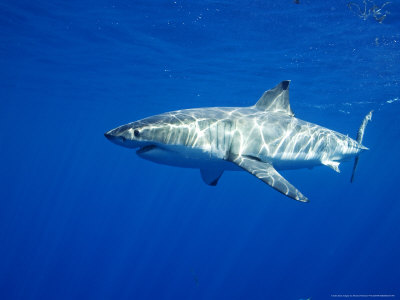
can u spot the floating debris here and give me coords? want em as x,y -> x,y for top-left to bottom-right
347,0 -> 391,23
386,97 -> 399,104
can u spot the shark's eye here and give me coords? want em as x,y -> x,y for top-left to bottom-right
134,129 -> 140,137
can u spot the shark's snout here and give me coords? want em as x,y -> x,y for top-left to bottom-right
104,126 -> 142,149
104,129 -> 127,146
104,131 -> 113,140
104,130 -> 122,141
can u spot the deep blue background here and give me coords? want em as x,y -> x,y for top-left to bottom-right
1,1 -> 400,299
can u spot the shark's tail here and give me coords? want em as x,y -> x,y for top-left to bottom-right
350,110 -> 373,183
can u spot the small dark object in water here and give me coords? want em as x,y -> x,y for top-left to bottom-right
191,269 -> 199,286
294,0 -> 300,4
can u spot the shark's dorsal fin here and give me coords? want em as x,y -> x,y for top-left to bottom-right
254,80 -> 294,116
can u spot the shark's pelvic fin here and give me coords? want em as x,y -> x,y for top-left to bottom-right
350,110 -> 373,183
200,169 -> 224,186
229,155 -> 308,202
254,80 -> 294,116
322,160 -> 340,173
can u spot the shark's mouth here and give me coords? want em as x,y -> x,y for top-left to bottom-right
136,145 -> 157,155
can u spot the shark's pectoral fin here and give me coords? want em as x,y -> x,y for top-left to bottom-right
229,155 -> 308,202
200,169 -> 224,186
321,160 -> 340,173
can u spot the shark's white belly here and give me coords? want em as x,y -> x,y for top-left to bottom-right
137,144 -> 241,171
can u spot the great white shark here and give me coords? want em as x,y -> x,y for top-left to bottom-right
105,81 -> 372,202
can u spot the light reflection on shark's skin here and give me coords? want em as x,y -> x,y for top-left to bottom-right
105,81 -> 372,202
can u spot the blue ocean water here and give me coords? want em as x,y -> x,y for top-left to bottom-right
1,0 -> 400,299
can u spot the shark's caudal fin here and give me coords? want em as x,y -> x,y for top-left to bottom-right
254,80 -> 295,116
350,110 -> 373,183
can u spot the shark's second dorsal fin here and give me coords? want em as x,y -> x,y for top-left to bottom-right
254,80 -> 294,116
